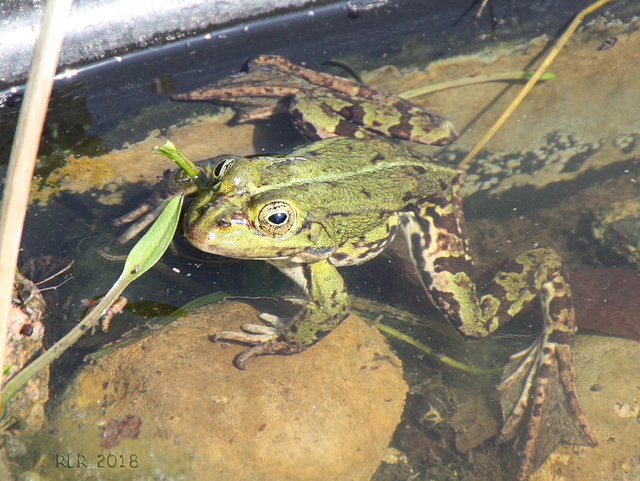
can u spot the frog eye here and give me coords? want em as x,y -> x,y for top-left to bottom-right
256,201 -> 296,237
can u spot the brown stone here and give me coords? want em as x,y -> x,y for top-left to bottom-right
42,300 -> 407,481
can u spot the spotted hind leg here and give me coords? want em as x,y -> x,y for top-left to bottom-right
400,190 -> 597,480
496,271 -> 597,480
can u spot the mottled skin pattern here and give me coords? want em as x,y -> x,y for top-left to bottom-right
400,183 -> 597,479
183,137 -> 596,479
171,55 -> 459,146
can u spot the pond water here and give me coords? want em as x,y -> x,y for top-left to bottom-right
1,1 -> 640,480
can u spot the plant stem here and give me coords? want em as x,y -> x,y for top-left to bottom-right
153,140 -> 208,189
400,71 -> 556,100
0,279 -> 128,411
0,0 -> 74,402
375,322 -> 498,374
459,0 -> 617,167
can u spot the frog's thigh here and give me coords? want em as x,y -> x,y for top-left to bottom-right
482,248 -> 569,326
289,94 -> 369,140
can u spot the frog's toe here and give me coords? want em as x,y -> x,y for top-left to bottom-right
213,325 -> 277,345
213,310 -> 292,350
257,313 -> 290,331
233,339 -> 301,370
496,334 -> 597,480
495,342 -> 538,442
281,297 -> 307,306
239,323 -> 278,335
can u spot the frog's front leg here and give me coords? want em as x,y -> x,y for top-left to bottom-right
400,191 -> 597,480
213,259 -> 351,369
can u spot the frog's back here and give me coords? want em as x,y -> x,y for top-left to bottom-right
255,137 -> 462,214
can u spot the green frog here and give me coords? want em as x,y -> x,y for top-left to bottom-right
171,55 -> 458,146
182,136 -> 596,480
114,56 -> 596,479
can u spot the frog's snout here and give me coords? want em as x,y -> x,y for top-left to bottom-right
187,208 -> 252,235
213,213 -> 252,229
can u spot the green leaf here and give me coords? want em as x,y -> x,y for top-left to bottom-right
121,194 -> 183,282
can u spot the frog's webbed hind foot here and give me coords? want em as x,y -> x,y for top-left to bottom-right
496,329 -> 597,480
213,313 -> 298,369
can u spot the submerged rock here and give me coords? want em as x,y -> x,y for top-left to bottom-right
592,199 -> 640,269
0,273 -> 48,478
4,272 -> 48,434
41,300 -> 407,481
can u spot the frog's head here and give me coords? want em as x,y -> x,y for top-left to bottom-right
184,184 -> 336,263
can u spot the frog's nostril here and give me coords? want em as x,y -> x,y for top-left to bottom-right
217,218 -> 231,228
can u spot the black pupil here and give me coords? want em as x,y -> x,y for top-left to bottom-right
268,212 -> 288,225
